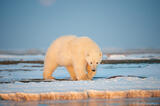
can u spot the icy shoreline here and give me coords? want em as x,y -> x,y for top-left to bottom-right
0,51 -> 160,102
0,90 -> 160,101
0,64 -> 160,93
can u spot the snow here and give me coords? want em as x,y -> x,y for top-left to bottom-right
107,53 -> 160,60
0,63 -> 160,93
0,52 -> 160,94
0,54 -> 44,61
0,52 -> 160,105
1,53 -> 160,61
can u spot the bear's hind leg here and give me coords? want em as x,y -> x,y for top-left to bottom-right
86,64 -> 96,80
66,65 -> 77,81
43,60 -> 57,80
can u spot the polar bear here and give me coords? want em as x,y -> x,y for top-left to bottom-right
43,35 -> 102,80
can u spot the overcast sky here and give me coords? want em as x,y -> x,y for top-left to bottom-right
0,0 -> 160,50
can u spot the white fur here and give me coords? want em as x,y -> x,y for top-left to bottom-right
43,35 -> 102,80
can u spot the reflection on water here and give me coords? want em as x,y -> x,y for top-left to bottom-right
0,98 -> 160,106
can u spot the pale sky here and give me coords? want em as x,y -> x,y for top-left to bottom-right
0,0 -> 160,50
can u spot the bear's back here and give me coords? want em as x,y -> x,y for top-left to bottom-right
47,35 -> 77,66
54,35 -> 77,45
71,36 -> 100,51
49,35 -> 76,50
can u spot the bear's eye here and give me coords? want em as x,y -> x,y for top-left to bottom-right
96,62 -> 98,64
90,62 -> 92,64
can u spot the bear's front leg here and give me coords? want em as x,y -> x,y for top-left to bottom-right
74,64 -> 89,81
86,64 -> 96,80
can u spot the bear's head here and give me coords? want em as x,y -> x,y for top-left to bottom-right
85,50 -> 102,72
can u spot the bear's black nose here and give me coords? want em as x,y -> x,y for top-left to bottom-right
92,69 -> 96,72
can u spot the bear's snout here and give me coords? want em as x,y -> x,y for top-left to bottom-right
92,69 -> 96,72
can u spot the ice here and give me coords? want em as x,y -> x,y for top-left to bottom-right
0,63 -> 160,93
1,52 -> 160,62
0,54 -> 44,61
106,53 -> 160,60
107,54 -> 126,60
0,53 -> 160,103
0,52 -> 160,94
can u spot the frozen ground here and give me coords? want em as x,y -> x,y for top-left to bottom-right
0,58 -> 160,93
0,51 -> 160,105
0,54 -> 44,61
1,52 -> 160,61
105,53 -> 160,60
